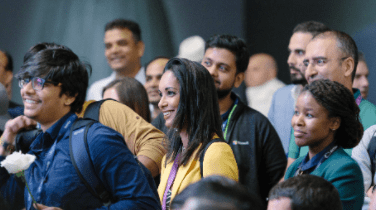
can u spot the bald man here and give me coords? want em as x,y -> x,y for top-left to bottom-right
144,56 -> 169,120
244,53 -> 285,116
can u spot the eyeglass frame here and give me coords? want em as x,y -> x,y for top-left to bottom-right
18,77 -> 59,91
303,56 -> 349,68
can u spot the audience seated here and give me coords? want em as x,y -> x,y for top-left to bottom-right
171,175 -> 263,210
353,51 -> 369,99
144,56 -> 169,120
87,19 -> 146,101
3,42 -> 166,178
103,77 -> 151,122
268,174 -> 342,210
154,34 -> 286,208
285,79 -> 364,209
269,21 -> 329,155
244,53 -> 285,116
158,58 -> 238,210
288,30 -> 376,163
1,43 -> 160,209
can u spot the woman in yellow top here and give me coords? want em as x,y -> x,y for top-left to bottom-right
157,58 -> 238,210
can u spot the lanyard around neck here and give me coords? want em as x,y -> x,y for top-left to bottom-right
294,145 -> 338,177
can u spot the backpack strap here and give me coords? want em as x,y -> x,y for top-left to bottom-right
368,129 -> 376,186
69,118 -> 111,205
199,138 -> 225,177
83,99 -> 116,121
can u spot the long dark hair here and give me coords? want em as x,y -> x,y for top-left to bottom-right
302,79 -> 363,148
103,77 -> 151,122
164,58 -> 224,166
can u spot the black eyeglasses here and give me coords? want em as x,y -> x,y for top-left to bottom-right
18,77 -> 59,91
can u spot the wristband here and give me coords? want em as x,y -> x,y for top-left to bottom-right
373,185 -> 376,194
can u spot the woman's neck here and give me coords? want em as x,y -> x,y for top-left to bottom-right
308,137 -> 335,159
180,129 -> 189,149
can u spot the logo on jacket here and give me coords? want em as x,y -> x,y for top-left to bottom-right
232,140 -> 249,145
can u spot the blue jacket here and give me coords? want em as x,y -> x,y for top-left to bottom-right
0,112 -> 160,210
285,147 -> 364,210
268,84 -> 296,154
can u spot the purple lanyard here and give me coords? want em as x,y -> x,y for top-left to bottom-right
356,94 -> 362,106
162,153 -> 180,210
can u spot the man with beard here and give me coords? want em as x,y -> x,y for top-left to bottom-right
152,35 -> 286,207
268,21 -> 329,156
200,34 -> 286,207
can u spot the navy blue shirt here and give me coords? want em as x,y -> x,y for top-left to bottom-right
0,112 -> 160,210
298,141 -> 338,175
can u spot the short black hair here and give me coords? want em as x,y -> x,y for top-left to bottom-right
292,21 -> 330,37
171,176 -> 264,210
205,34 -> 250,74
163,58 -> 224,166
17,43 -> 91,113
302,79 -> 363,149
105,19 -> 142,42
313,30 -> 359,81
269,174 -> 342,210
358,51 -> 365,63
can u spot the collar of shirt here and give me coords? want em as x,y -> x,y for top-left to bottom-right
221,97 -> 239,122
353,88 -> 363,101
29,112 -> 77,154
300,141 -> 337,172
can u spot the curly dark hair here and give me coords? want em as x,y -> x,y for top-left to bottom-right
302,79 -> 363,148
163,58 -> 224,166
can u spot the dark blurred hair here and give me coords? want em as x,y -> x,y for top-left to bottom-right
105,19 -> 142,42
145,56 -> 170,75
358,51 -> 365,63
313,30 -> 358,81
205,34 -> 250,74
163,58 -> 224,166
302,79 -> 363,148
103,77 -> 151,122
1,51 -> 13,72
16,43 -> 91,113
292,21 -> 330,37
269,174 -> 342,210
171,176 -> 263,210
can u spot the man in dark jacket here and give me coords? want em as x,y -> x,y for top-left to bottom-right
153,35 -> 287,207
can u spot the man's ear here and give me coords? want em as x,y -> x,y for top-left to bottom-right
234,72 -> 244,88
64,93 -> 78,106
137,41 -> 145,58
343,57 -> 355,78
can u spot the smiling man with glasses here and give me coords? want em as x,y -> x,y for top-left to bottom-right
287,29 -> 376,187
289,31 -> 376,158
0,44 -> 160,210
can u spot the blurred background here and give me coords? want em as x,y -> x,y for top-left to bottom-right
1,0 -> 376,104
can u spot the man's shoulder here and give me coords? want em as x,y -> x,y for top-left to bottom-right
273,84 -> 295,95
87,74 -> 115,100
359,99 -> 376,129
